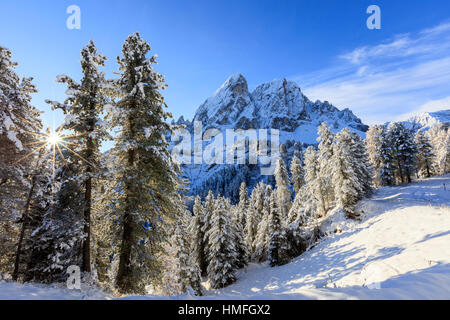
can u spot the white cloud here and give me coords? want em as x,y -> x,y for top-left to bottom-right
293,21 -> 450,124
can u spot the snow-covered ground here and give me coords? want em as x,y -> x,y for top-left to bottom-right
1,175 -> 449,300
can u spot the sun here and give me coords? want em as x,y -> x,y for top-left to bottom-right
47,131 -> 62,145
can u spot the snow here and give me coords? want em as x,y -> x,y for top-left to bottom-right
401,109 -> 450,131
1,175 -> 449,300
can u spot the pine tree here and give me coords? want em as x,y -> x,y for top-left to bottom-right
290,155 -> 304,195
386,122 -> 417,184
26,160 -> 85,283
303,146 -> 323,218
366,125 -> 395,187
347,130 -> 373,196
331,129 -> 365,219
415,130 -> 436,178
207,197 -> 237,289
46,40 -> 110,273
202,190 -> 215,271
164,211 -> 203,296
252,185 -> 272,262
237,182 -> 248,228
107,33 -> 181,294
12,143 -> 52,281
230,204 -> 248,269
0,46 -> 42,275
268,192 -> 287,267
246,182 -> 264,257
190,196 -> 207,276
317,122 -> 335,213
428,124 -> 450,175
274,158 -> 291,221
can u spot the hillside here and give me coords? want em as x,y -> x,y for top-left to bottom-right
1,175 -> 449,300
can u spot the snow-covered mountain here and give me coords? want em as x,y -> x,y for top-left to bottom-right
187,73 -> 367,134
171,74 -> 368,202
402,110 -> 450,131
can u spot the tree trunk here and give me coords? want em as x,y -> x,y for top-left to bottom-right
117,146 -> 135,293
82,174 -> 92,273
12,175 -> 36,281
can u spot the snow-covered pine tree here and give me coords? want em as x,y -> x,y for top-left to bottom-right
317,122 -> 335,214
207,196 -> 237,289
201,190 -> 215,271
428,124 -> 450,175
252,185 -> 272,262
386,122 -> 418,184
0,46 -> 42,275
245,182 -> 264,257
190,196 -> 207,276
347,130 -> 373,196
414,130 -> 436,178
290,155 -> 304,195
46,40 -> 110,273
365,125 -> 395,187
331,128 -> 365,219
274,158 -> 291,221
237,182 -> 248,229
303,146 -> 324,218
25,160 -> 86,283
12,142 -> 52,281
164,210 -> 203,296
106,33 -> 181,294
230,203 -> 248,269
268,192 -> 288,267
287,184 -> 309,226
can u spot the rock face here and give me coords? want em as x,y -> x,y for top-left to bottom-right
187,73 -> 367,135
170,74 -> 369,203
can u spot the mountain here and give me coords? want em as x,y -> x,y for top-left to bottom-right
189,73 -> 367,135
403,110 -> 450,131
170,74 -> 369,202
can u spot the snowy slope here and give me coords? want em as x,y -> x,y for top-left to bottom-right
1,175 -> 449,300
201,175 -> 450,299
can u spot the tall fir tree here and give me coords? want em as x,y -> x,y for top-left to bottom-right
347,130 -> 373,196
190,196 -> 207,276
331,129 -> 365,218
274,158 -> 291,221
246,182 -> 264,257
252,185 -> 272,262
230,203 -> 248,269
386,122 -> 417,184
202,190 -> 215,271
26,159 -> 85,283
303,146 -> 324,218
237,182 -> 248,229
428,124 -> 450,175
268,192 -> 288,267
414,130 -> 436,178
106,33 -> 181,294
206,196 -> 237,289
366,125 -> 395,187
163,210 -> 203,296
317,122 -> 335,214
290,155 -> 304,195
12,143 -> 52,281
0,46 -> 42,275
46,40 -> 110,273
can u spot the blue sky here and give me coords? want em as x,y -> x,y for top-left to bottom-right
1,0 -> 450,128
